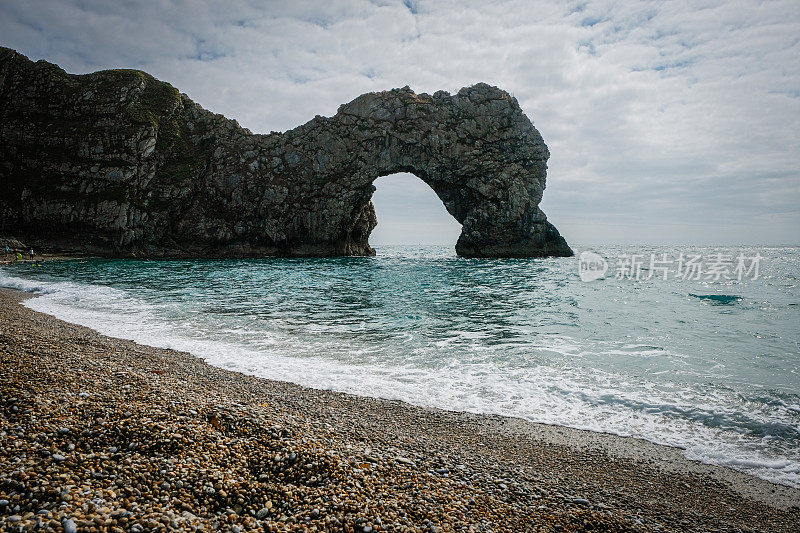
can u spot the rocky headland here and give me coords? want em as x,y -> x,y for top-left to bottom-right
0,47 -> 571,258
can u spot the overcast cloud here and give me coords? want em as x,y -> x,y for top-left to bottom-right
1,0 -> 798,245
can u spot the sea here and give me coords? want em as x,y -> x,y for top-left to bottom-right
2,245 -> 798,487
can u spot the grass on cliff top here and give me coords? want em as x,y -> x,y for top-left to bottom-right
130,80 -> 181,126
94,70 -> 182,126
4,48 -> 180,127
65,66 -> 181,126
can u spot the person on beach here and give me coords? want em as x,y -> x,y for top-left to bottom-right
29,248 -> 34,260
3,245 -> 8,258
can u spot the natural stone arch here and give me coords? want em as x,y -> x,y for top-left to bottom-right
267,84 -> 572,257
0,47 -> 572,258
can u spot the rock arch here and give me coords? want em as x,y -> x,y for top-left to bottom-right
0,47 -> 572,258
307,84 -> 572,257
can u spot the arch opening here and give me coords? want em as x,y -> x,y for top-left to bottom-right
369,173 -> 462,250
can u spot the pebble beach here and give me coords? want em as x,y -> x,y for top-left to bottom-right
1,287 -> 798,532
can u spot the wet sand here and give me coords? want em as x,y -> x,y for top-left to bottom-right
1,287 -> 798,532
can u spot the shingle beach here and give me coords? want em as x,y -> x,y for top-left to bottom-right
1,288 -> 798,532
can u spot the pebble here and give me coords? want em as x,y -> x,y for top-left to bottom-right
0,289 -> 794,533
62,518 -> 77,533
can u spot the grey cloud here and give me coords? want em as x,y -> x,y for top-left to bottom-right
0,0 -> 797,245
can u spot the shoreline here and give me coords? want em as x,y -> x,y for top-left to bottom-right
1,286 -> 798,531
0,254 -> 87,265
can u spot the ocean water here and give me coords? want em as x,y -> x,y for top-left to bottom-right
2,245 -> 799,487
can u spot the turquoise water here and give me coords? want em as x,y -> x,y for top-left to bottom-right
2,245 -> 799,486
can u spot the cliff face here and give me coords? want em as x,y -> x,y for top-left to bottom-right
0,47 -> 572,258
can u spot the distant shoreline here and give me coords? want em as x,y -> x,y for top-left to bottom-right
1,286 -> 798,531
1,254 -> 85,263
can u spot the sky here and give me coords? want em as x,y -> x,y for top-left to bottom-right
1,0 -> 798,245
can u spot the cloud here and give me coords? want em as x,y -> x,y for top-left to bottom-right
1,0 -> 798,245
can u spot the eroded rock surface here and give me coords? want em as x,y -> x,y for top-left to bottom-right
0,47 -> 571,258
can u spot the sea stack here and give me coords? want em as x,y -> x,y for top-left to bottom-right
0,47 -> 572,258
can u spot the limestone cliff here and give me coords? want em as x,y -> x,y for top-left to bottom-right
0,47 -> 572,258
